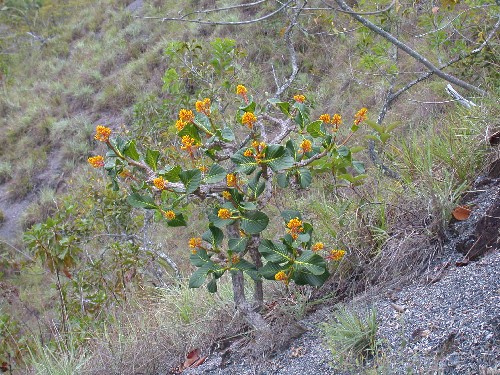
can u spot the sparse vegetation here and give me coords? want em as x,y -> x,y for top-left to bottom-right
0,0 -> 498,373
321,305 -> 379,367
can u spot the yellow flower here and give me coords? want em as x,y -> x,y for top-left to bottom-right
236,85 -> 248,96
164,210 -> 176,220
88,155 -> 105,168
180,135 -> 199,151
332,113 -> 342,127
231,255 -> 240,264
189,237 -> 202,248
226,173 -> 237,187
286,217 -> 304,240
241,112 -> 257,129
179,109 -> 194,123
222,191 -> 232,200
251,140 -> 260,148
354,108 -> 368,125
326,249 -> 346,261
198,164 -> 208,173
94,125 -> 111,142
293,94 -> 306,103
319,114 -> 331,123
274,270 -> 288,281
153,176 -> 168,190
300,139 -> 312,153
243,148 -> 254,157
175,119 -> 186,132
195,98 -> 211,114
311,242 -> 324,252
218,208 -> 232,219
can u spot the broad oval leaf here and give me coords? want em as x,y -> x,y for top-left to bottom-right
179,169 -> 202,194
228,237 -> 248,253
127,193 -> 158,209
258,239 -> 292,263
240,211 -> 269,234
123,140 -> 140,161
203,163 -> 226,184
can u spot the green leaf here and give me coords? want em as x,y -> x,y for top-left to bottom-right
230,259 -> 256,273
293,268 -> 329,286
293,102 -> 309,129
276,173 -> 289,188
161,165 -> 182,182
123,140 -> 140,161
239,202 -> 257,211
297,168 -> 312,189
220,127 -> 235,142
365,119 -> 384,134
231,149 -> 258,175
337,145 -> 351,158
294,251 -> 327,275
259,262 -> 285,280
190,249 -> 212,267
239,101 -> 256,113
228,237 -> 248,253
258,239 -> 292,263
281,210 -> 301,222
202,225 -> 224,248
203,163 -> 226,184
178,123 -> 201,144
179,169 -> 202,194
306,120 -> 327,138
145,149 -> 160,171
207,277 -> 218,293
240,211 -> 269,234
189,263 -> 212,288
285,140 -> 299,161
264,145 -> 295,172
166,213 -> 187,227
247,172 -> 265,199
127,193 -> 158,209
352,160 -> 365,174
268,98 -> 291,116
194,112 -> 214,135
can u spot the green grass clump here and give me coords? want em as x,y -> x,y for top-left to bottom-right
322,305 -> 379,367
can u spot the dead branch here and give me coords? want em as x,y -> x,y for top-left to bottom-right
327,0 -> 487,96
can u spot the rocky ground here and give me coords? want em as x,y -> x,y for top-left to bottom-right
180,160 -> 500,375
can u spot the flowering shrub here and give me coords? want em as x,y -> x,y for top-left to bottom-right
90,85 -> 367,317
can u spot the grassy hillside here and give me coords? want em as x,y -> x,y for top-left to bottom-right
0,0 -> 498,373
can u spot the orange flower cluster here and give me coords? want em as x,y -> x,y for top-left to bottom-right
311,242 -> 324,252
293,94 -> 306,103
88,155 -> 104,168
218,208 -> 232,219
319,113 -> 342,131
176,109 -> 195,131
326,249 -> 346,261
244,141 -> 266,163
231,255 -> 240,264
241,112 -> 257,129
300,139 -> 312,153
236,85 -> 247,96
274,271 -> 288,282
94,125 -> 111,142
222,190 -> 232,200
179,109 -> 194,123
226,173 -> 237,187
180,135 -> 199,153
164,210 -> 176,220
153,177 -> 168,190
195,98 -> 211,115
286,217 -> 304,240
354,108 -> 368,126
189,237 -> 202,248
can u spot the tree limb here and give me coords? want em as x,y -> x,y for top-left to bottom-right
327,0 -> 487,95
